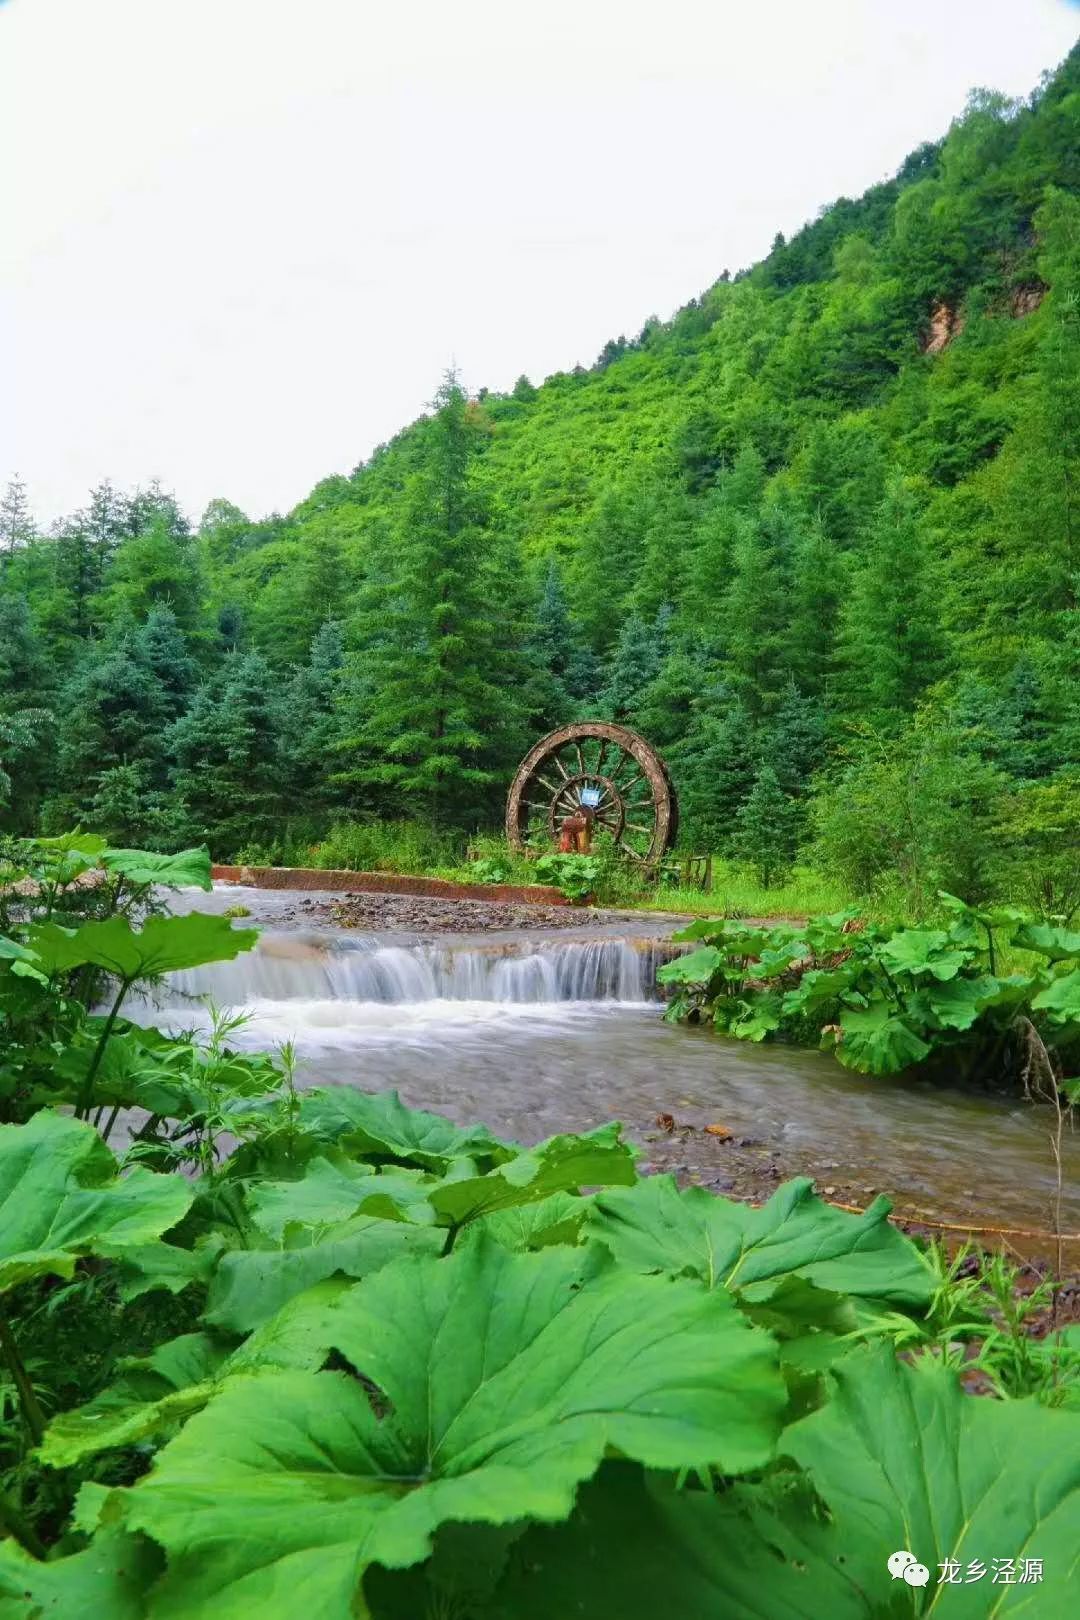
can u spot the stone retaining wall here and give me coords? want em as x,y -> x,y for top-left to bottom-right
210,864 -> 569,906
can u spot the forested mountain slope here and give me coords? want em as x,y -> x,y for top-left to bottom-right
2,44 -> 1079,909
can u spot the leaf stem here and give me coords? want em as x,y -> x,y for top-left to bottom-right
75,978 -> 130,1119
0,1310 -> 46,1447
0,1491 -> 46,1559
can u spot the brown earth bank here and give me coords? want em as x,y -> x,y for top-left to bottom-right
212,863 -> 569,906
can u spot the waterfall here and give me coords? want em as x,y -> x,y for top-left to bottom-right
154,932 -> 672,1009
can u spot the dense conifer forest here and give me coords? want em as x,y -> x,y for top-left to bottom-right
3,45 -> 1080,911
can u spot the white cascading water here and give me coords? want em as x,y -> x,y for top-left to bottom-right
129,934 -> 674,1050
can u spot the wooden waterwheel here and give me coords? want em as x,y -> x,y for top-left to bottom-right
505,722 -> 678,864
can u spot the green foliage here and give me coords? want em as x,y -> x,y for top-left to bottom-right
533,852 -> 602,902
0,865 -> 1077,1613
310,818 -> 466,875
659,896 -> 1080,1089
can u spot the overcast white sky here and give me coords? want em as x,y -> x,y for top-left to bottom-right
2,0 -> 1078,528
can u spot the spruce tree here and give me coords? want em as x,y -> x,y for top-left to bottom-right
837,478 -> 944,725
167,651 -> 284,851
0,476 -> 34,557
279,620 -> 347,813
668,698 -> 757,856
736,763 -> 801,885
342,373 -> 529,823
598,609 -> 668,723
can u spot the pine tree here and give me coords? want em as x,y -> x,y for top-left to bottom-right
0,476 -> 34,557
341,373 -> 529,823
526,561 -> 598,726
668,698 -> 757,855
736,763 -> 801,885
51,636 -> 172,825
279,620 -> 347,812
167,651 -> 284,851
598,609 -> 668,723
107,512 -> 204,631
573,484 -> 649,651
761,683 -> 828,798
785,513 -> 847,699
837,478 -> 944,724
133,604 -> 199,718
722,499 -> 795,714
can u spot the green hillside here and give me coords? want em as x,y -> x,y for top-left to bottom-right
3,42 -> 1080,911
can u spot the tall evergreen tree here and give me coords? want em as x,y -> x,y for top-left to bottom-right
837,479 -> 944,724
341,373 -> 529,822
598,608 -> 668,723
0,476 -> 34,557
167,651 -> 284,851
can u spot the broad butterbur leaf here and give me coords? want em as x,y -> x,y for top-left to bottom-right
101,845 -> 213,891
424,1123 -> 635,1227
247,1153 -> 438,1239
93,1237 -> 785,1618
656,945 -> 722,985
1013,921 -> 1080,961
41,1280 -> 348,1467
879,928 -> 968,981
587,1175 -> 933,1308
829,999 -> 931,1073
497,1349 -> 1080,1617
1032,968 -> 1080,1022
24,912 -> 257,981
298,1087 -> 512,1172
0,1111 -> 192,1296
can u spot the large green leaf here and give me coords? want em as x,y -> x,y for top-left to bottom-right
496,1349 -> 1080,1618
95,1238 -> 784,1618
830,998 -> 932,1073
879,928 -> 968,981
1032,969 -> 1080,1022
477,1190 -> 589,1251
587,1175 -> 933,1308
0,1111 -> 193,1296
39,1332 -> 230,1468
656,945 -> 722,986
491,1461 -> 873,1620
424,1124 -> 635,1227
1013,922 -> 1080,963
0,1529 -> 160,1620
298,1087 -> 513,1172
905,973 -> 1004,1032
202,1212 -> 444,1333
246,1154 -> 438,1240
102,846 -> 213,891
25,912 -> 257,981
778,1344 -> 1080,1615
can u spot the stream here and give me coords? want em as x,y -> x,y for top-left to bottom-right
140,886 -> 1080,1234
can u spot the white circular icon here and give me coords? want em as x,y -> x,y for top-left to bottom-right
888,1550 -> 917,1579
904,1563 -> 930,1588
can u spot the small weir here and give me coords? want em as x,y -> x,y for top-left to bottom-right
161,932 -> 675,1007
133,899 -> 1080,1234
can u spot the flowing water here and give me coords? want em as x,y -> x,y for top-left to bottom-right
139,893 -> 1080,1233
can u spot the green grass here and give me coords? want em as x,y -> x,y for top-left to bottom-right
639,861 -> 855,919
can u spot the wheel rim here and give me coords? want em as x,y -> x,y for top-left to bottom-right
506,722 -> 677,864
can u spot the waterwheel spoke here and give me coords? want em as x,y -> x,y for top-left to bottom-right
573,741 -> 585,774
